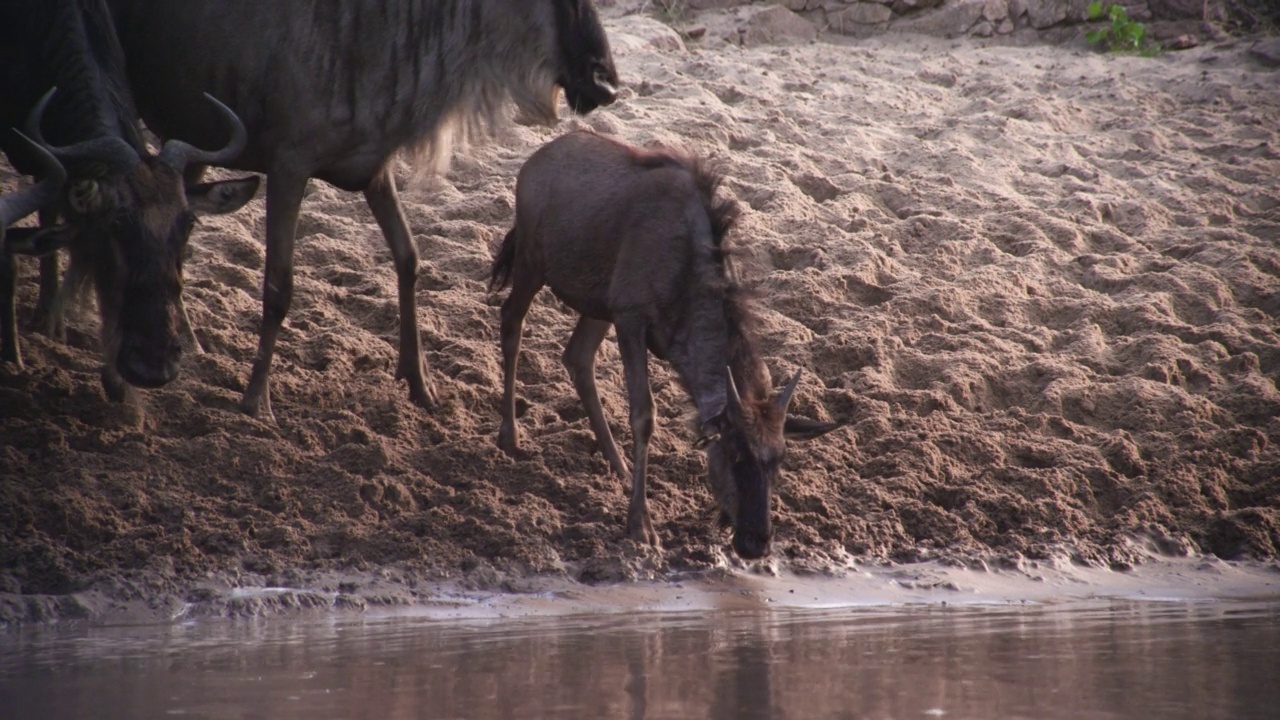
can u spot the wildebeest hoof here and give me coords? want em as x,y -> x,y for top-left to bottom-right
240,391 -> 276,424
497,426 -> 522,458
101,367 -> 129,403
408,381 -> 438,408
627,511 -> 662,549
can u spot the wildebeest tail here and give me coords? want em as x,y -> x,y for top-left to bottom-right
489,227 -> 519,292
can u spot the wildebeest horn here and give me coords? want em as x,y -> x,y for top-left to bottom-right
776,369 -> 803,413
157,93 -> 247,172
27,88 -> 140,173
726,366 -> 742,414
0,131 -> 66,230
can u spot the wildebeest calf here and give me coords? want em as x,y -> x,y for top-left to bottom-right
490,131 -> 841,560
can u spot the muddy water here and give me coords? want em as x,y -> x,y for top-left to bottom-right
2,600 -> 1278,719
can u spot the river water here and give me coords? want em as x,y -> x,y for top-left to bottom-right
1,599 -> 1277,719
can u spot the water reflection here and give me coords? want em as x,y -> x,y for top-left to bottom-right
1,601 -> 1278,719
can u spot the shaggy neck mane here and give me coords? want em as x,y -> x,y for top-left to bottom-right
44,0 -> 145,154
686,155 -> 773,408
401,0 -> 556,177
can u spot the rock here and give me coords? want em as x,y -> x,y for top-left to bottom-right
892,0 -> 986,37
1025,0 -> 1068,28
1008,0 -> 1029,19
687,0 -> 748,9
1250,38 -> 1280,68
830,2 -> 895,33
733,5 -> 818,45
1149,0 -> 1222,20
983,0 -> 1009,22
1165,34 -> 1199,50
997,17 -> 1015,33
1148,19 -> 1202,41
891,0 -> 944,15
606,14 -> 687,53
971,19 -> 995,36
1116,0 -> 1154,21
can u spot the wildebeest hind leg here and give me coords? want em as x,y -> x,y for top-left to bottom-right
616,318 -> 660,548
364,168 -> 436,408
562,316 -> 629,480
242,172 -> 307,422
497,269 -> 541,456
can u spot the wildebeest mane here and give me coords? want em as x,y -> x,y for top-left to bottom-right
647,145 -> 764,405
398,0 -> 562,179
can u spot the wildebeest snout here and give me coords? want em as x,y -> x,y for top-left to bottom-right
117,341 -> 181,389
733,529 -> 772,561
565,62 -> 618,114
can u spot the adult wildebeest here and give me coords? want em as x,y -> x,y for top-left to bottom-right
0,0 -> 259,399
106,0 -> 620,421
489,131 -> 841,559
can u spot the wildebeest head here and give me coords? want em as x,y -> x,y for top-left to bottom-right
11,89 -> 259,390
701,370 -> 842,560
550,0 -> 618,113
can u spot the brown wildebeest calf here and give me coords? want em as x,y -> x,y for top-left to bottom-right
490,131 -> 841,560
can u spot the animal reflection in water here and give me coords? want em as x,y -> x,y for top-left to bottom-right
491,131 -> 842,559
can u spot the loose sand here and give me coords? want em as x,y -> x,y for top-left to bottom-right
2,12 -> 1278,623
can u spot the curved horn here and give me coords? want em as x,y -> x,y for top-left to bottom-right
776,369 -> 803,413
26,88 -> 140,173
157,93 -> 247,172
726,366 -> 742,415
1,131 -> 67,230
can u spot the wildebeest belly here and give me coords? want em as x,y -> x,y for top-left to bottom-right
549,286 -> 613,323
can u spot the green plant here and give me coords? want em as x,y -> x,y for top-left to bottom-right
1086,2 -> 1158,55
647,0 -> 689,26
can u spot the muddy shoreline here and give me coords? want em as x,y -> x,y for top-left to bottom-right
2,16 -> 1278,626
5,553 -> 1278,626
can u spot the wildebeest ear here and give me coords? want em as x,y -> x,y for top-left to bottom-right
68,179 -> 104,214
694,414 -> 727,450
186,176 -> 260,215
783,416 -> 842,441
4,224 -> 76,257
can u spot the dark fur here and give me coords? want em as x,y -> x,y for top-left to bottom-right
106,0 -> 619,420
0,0 -> 257,396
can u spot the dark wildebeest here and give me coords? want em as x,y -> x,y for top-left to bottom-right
106,0 -> 620,421
489,132 -> 842,560
0,0 -> 259,398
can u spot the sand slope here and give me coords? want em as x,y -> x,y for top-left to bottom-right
1,16 -> 1278,611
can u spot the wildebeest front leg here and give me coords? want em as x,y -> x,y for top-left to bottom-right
563,316 -> 630,479
176,295 -> 203,354
364,168 -> 435,408
497,268 -> 542,455
616,319 -> 660,547
33,209 -> 62,341
101,364 -> 132,404
241,172 -> 307,421
1,255 -> 19,367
